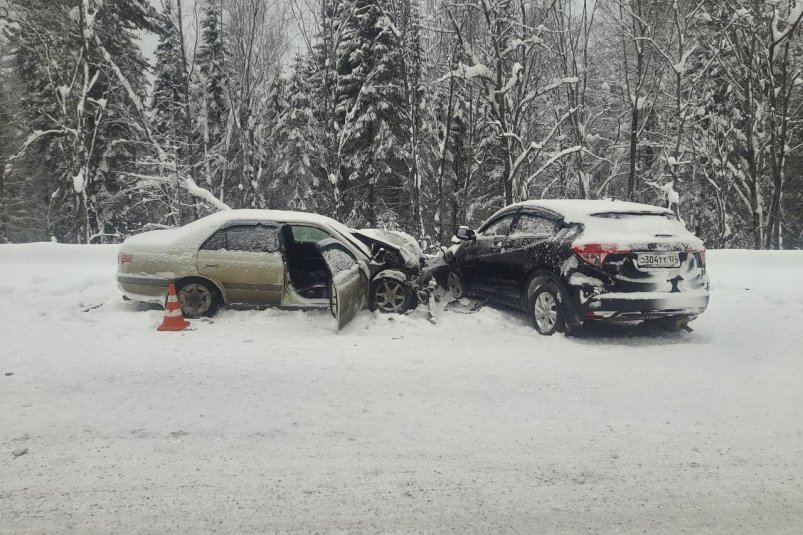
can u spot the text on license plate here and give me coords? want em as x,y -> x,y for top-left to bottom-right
636,252 -> 680,268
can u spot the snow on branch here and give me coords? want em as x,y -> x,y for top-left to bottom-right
673,45 -> 698,75
436,62 -> 494,84
495,63 -> 523,96
9,129 -> 76,163
521,146 -> 583,197
502,36 -> 544,56
772,0 -> 803,49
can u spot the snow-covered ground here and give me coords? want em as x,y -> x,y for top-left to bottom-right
1,244 -> 802,533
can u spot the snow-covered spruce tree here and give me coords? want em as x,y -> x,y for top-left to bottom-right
196,0 -> 228,201
259,74 -> 289,209
333,0 -> 409,228
275,53 -> 333,214
303,0 -> 347,218
4,0 -> 157,243
0,49 -> 10,243
388,0 -> 429,239
151,0 -> 203,226
219,0 -> 288,210
0,51 -> 17,243
0,37 -> 54,243
152,0 -> 189,141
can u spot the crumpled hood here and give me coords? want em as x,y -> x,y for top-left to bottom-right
352,228 -> 424,270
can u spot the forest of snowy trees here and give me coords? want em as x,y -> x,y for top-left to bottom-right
1,0 -> 803,249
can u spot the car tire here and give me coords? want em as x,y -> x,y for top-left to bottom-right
176,279 -> 220,318
529,282 -> 565,336
446,269 -> 465,300
369,278 -> 414,314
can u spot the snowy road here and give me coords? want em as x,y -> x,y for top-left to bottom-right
1,244 -> 802,534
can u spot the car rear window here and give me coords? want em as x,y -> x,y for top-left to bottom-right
583,211 -> 691,238
212,225 -> 279,253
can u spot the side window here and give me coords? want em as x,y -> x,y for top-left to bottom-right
320,243 -> 357,275
479,213 -> 516,237
510,214 -> 560,238
291,225 -> 332,243
201,230 -> 227,251
226,224 -> 280,253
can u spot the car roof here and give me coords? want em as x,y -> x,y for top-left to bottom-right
192,209 -> 344,227
510,199 -> 672,222
175,209 -> 372,258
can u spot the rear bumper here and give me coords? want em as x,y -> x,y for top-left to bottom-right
578,289 -> 709,321
117,274 -> 169,304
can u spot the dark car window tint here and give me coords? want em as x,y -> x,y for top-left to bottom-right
291,225 -> 332,243
201,230 -> 227,251
227,225 -> 279,253
511,214 -> 560,237
480,213 -> 516,237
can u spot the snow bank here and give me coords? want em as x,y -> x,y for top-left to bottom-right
1,244 -> 802,533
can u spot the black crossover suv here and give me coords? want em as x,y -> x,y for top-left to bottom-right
436,199 -> 710,335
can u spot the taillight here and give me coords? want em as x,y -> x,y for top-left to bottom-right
119,254 -> 133,265
685,244 -> 706,266
572,243 -> 632,267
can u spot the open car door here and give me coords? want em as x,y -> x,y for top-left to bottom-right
316,238 -> 369,329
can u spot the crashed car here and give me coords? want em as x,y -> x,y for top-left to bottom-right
117,210 -> 427,328
433,199 -> 709,335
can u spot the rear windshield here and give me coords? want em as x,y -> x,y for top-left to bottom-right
583,211 -> 689,237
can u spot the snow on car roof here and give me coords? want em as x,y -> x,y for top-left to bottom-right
124,209 -> 372,258
512,199 -> 672,223
192,208 -> 346,226
508,199 -> 700,248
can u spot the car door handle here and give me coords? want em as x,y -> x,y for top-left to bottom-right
205,263 -> 219,268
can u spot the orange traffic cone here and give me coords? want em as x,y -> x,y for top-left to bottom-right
157,282 -> 190,332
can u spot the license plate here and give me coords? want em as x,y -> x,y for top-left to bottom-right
636,252 -> 680,268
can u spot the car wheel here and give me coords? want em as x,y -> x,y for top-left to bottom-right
530,283 -> 565,336
177,280 -> 220,318
370,278 -> 413,314
446,269 -> 465,300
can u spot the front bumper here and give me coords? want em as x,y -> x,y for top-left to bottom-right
577,288 -> 709,321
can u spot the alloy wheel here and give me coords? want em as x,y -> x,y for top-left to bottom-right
178,283 -> 213,318
533,291 -> 558,333
374,280 -> 408,313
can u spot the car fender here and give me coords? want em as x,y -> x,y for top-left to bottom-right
372,269 -> 409,285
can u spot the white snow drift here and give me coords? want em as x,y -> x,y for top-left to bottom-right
1,243 -> 802,533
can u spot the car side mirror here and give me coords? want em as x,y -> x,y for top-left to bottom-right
455,226 -> 476,241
